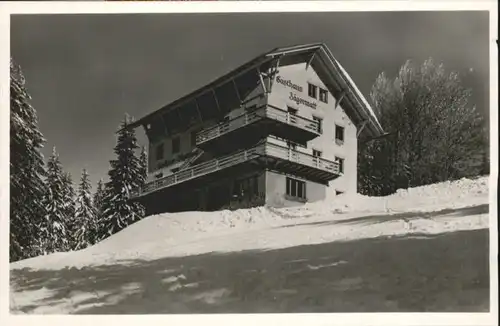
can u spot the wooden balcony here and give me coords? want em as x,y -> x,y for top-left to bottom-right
195,105 -> 320,152
130,141 -> 340,200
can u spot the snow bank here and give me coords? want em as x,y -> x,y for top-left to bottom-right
10,176 -> 490,271
323,176 -> 489,213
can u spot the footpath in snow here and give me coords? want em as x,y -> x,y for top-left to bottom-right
10,176 -> 490,271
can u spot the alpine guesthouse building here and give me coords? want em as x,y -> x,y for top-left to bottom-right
127,44 -> 384,215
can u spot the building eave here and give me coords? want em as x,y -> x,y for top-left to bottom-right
125,43 -> 385,138
266,43 -> 384,137
126,52 -> 275,131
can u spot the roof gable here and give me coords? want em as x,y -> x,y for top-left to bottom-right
128,43 -> 384,138
265,43 -> 384,137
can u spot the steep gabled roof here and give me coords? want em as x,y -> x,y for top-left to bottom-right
266,43 -> 384,136
128,43 -> 384,137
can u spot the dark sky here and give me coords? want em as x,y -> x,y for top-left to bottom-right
10,12 -> 490,188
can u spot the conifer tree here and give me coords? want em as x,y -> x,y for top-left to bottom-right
73,169 -> 97,250
10,58 -> 47,261
63,172 -> 76,220
92,178 -> 105,243
139,146 -> 148,186
61,172 -> 77,249
98,115 -> 145,240
40,147 -> 71,253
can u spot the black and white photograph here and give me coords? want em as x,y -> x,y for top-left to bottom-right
1,1 -> 498,325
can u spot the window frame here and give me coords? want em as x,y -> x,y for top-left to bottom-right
319,88 -> 328,103
312,149 -> 322,157
308,83 -> 318,99
172,136 -> 181,154
285,177 -> 307,200
312,115 -> 323,134
287,106 -> 298,115
155,142 -> 164,161
335,156 -> 345,174
335,124 -> 345,145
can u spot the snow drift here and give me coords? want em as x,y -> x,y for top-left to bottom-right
10,176 -> 490,271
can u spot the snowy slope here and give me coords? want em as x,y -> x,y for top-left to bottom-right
10,176 -> 490,271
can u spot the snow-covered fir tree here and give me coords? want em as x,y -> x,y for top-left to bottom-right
73,169 -> 97,250
139,146 -> 148,186
40,147 -> 71,254
62,172 -> 77,243
63,172 -> 76,216
10,58 -> 47,261
98,115 -> 145,240
92,178 -> 105,243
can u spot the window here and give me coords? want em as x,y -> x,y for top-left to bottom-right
287,141 -> 297,150
335,125 -> 345,144
335,156 -> 345,174
312,116 -> 323,134
191,130 -> 198,147
155,143 -> 164,160
313,149 -> 322,166
308,83 -> 318,99
287,106 -> 298,124
319,88 -> 328,103
286,177 -> 306,200
172,137 -> 180,154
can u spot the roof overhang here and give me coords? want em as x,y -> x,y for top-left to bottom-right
125,43 -> 384,139
126,53 -> 275,131
265,43 -> 384,138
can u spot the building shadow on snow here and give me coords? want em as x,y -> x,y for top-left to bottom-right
276,203 -> 489,229
10,228 -> 489,314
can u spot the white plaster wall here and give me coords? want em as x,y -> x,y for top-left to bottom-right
265,170 -> 326,207
266,62 -> 358,195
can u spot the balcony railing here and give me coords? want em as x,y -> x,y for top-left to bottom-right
195,105 -> 320,145
263,143 -> 339,174
130,142 -> 339,199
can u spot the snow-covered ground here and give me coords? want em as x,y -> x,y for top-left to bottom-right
11,176 -> 489,271
10,176 -> 491,314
